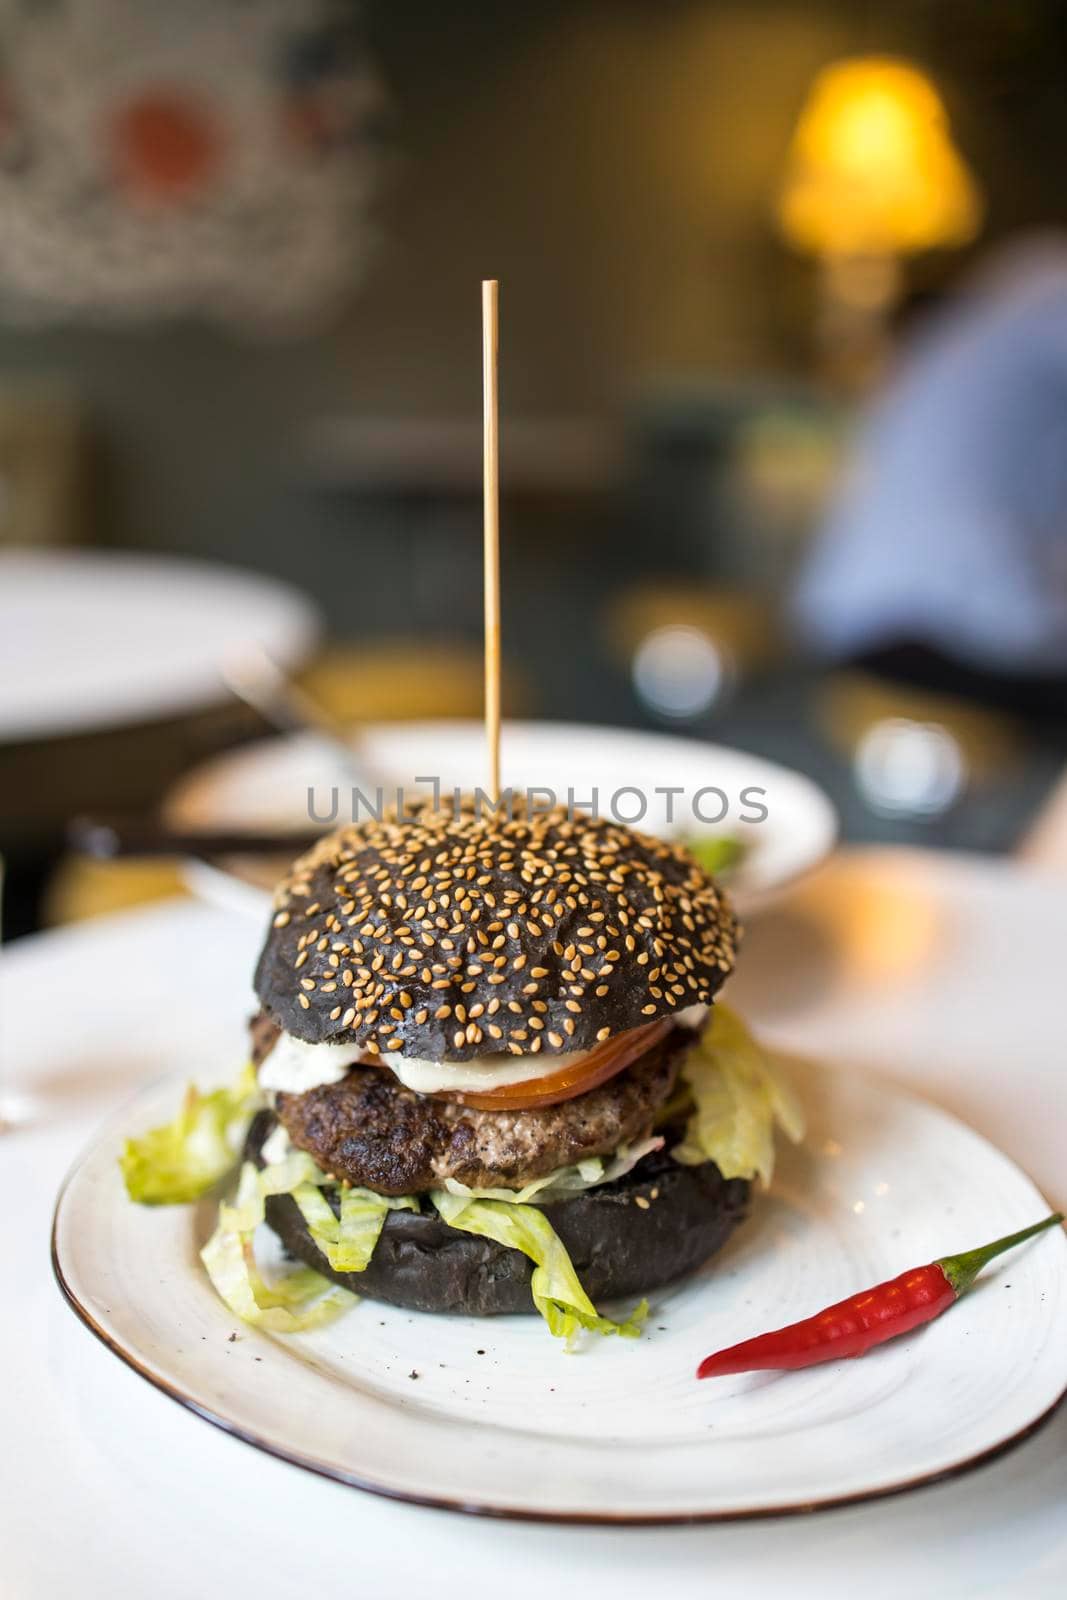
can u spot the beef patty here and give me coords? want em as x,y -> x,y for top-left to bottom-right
271,1026 -> 691,1195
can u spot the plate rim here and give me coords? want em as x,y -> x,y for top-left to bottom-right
52,1064 -> 1066,1526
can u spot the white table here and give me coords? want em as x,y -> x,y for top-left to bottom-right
2,849 -> 1065,1599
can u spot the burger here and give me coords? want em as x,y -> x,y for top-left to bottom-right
122,797 -> 802,1342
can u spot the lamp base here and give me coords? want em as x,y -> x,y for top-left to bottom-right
815,253 -> 902,391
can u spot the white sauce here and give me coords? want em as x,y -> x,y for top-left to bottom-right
258,1002 -> 711,1097
388,1048 -> 590,1096
260,1121 -> 293,1165
676,1003 -> 709,1031
258,1035 -> 358,1095
259,1030 -> 591,1096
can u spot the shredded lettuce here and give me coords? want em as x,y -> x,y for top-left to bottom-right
431,1189 -> 647,1346
200,1157 -> 358,1330
200,1149 -> 421,1328
441,1135 -> 665,1204
292,1182 -> 419,1272
120,1064 -> 262,1204
672,1006 -> 804,1186
201,1214 -> 356,1331
216,1149 -> 324,1232
684,833 -> 746,878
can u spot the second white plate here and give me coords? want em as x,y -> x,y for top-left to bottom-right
166,719 -> 838,917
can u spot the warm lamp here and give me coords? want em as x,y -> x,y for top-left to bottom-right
778,57 -> 981,257
776,57 -> 983,384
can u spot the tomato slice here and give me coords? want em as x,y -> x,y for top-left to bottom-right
436,1017 -> 675,1111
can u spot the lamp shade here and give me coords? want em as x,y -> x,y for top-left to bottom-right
777,56 -> 982,257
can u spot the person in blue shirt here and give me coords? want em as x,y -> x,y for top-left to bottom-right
794,237 -> 1067,718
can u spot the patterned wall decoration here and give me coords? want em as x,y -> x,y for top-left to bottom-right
0,0 -> 383,333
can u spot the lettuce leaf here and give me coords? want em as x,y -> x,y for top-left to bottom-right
292,1182 -> 419,1272
200,1148 -> 423,1329
672,1005 -> 804,1186
120,1064 -> 263,1204
431,1189 -> 647,1345
200,1157 -> 358,1331
217,1149 -> 325,1233
440,1134 -> 665,1205
684,833 -> 746,877
200,1213 -> 356,1331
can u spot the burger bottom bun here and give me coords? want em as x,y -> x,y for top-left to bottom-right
245,1113 -> 750,1317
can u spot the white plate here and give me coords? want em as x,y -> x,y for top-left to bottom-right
165,719 -> 838,917
53,1058 -> 1066,1523
0,550 -> 319,741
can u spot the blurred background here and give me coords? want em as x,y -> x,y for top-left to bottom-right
5,0 -> 1067,938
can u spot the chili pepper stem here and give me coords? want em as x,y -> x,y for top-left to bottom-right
938,1211 -> 1063,1297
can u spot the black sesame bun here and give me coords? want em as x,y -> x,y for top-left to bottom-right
254,799 -> 738,1062
246,1112 -> 750,1315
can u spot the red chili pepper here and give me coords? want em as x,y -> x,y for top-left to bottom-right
697,1211 -> 1063,1380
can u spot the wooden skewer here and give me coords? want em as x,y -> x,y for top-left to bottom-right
482,278 -> 501,803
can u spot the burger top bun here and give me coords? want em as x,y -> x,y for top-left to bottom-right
254,798 -> 738,1062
